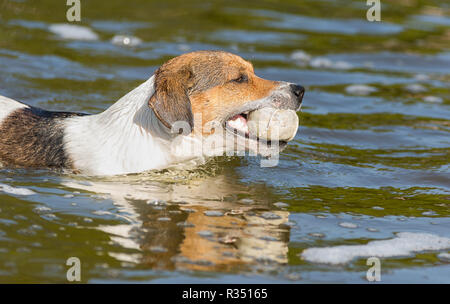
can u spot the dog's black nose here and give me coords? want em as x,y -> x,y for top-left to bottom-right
290,84 -> 305,100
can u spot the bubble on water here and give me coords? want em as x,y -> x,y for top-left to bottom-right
260,212 -> 282,220
178,44 -> 191,52
204,211 -> 224,217
226,43 -> 238,52
197,230 -> 214,238
274,202 -> 289,208
152,206 -> 165,211
437,252 -> 450,262
219,235 -> 238,244
422,211 -> 437,216
225,209 -> 244,216
49,24 -> 99,41
0,183 -> 36,196
157,217 -> 171,222
301,232 -> 450,265
310,57 -> 333,68
92,210 -> 111,216
30,224 -> 43,231
147,200 -> 168,206
345,84 -> 378,95
285,272 -> 302,281
33,206 -> 52,214
332,61 -> 353,70
0,219 -> 17,226
13,215 -> 28,221
111,35 -> 142,47
16,247 -> 31,253
290,50 -> 311,64
281,220 -> 297,228
316,215 -> 327,219
181,208 -> 196,213
83,217 -> 93,223
339,222 -> 358,229
404,83 -> 427,93
149,246 -> 168,253
367,227 -> 379,232
95,263 -> 109,269
171,255 -> 191,264
239,198 -> 255,205
372,206 -> 384,210
414,73 -> 430,82
64,194 -> 75,198
192,259 -> 214,266
176,221 -> 195,228
309,232 -> 326,238
423,96 -> 443,103
42,214 -> 58,220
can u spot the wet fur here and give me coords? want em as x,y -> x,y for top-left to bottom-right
0,107 -> 86,168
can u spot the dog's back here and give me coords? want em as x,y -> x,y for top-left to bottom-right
0,96 -> 86,169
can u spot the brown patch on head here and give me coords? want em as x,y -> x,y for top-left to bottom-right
149,51 -> 279,135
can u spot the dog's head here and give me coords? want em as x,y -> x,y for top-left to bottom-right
149,50 -> 304,157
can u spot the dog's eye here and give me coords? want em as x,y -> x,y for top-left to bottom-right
233,74 -> 248,84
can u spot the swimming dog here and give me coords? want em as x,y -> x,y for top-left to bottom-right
0,51 -> 304,175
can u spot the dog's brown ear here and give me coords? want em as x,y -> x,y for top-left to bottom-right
149,65 -> 194,133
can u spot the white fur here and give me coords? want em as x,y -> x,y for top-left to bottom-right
0,95 -> 28,125
63,76 -> 202,176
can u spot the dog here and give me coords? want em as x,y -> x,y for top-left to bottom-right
0,51 -> 304,175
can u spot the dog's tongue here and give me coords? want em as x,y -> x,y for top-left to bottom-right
227,114 -> 249,134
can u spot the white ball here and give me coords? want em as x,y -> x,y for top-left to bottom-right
248,108 -> 299,141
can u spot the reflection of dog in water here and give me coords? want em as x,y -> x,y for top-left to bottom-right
64,172 -> 291,272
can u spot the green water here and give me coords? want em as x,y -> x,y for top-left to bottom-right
0,0 -> 449,283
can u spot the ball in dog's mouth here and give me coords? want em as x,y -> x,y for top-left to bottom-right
225,108 -> 299,142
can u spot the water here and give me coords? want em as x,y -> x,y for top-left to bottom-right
0,0 -> 449,283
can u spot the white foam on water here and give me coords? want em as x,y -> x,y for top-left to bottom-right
345,84 -> 378,95
49,24 -> 99,41
111,35 -> 142,47
0,183 -> 36,196
423,96 -> 443,103
301,232 -> 450,265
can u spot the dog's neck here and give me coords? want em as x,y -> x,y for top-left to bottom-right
63,76 -> 200,175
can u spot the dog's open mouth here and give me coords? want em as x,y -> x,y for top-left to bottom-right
224,107 -> 299,145
225,112 -> 251,138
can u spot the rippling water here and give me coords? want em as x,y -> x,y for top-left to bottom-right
0,0 -> 449,283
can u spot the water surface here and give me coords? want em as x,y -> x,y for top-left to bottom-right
0,0 -> 449,283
